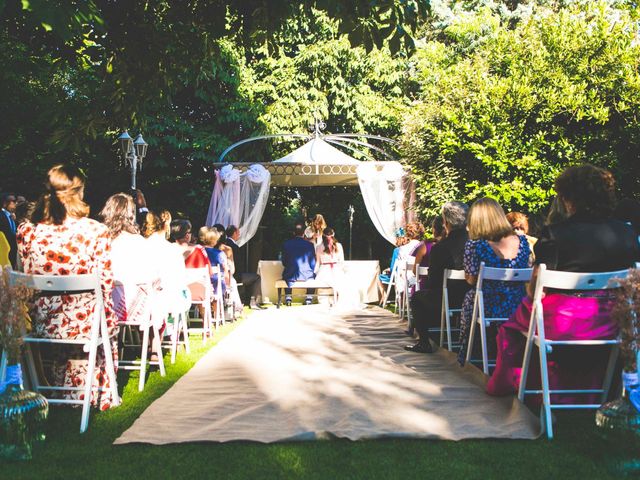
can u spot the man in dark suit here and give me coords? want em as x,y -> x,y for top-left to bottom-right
406,201 -> 470,353
225,225 -> 262,308
282,222 -> 317,306
0,193 -> 17,268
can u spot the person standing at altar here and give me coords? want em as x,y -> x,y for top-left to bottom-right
224,225 -> 262,309
304,214 -> 327,247
282,222 -> 317,306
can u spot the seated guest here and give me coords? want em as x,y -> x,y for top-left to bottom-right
282,222 -> 317,306
506,211 -> 537,255
406,202 -> 470,353
101,193 -> 157,326
17,164 -> 118,410
225,225 -> 262,308
171,219 -> 212,303
488,165 -> 640,403
0,192 -> 17,268
457,198 -> 531,364
545,195 -> 569,226
412,216 -> 445,291
378,228 -> 408,291
213,224 -> 235,277
200,226 -> 230,295
142,210 -> 190,328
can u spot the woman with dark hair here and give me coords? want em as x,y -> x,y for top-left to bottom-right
100,193 -> 157,327
171,219 -> 212,303
488,165 -> 640,402
315,227 -> 347,303
17,164 -> 118,410
411,217 -> 445,291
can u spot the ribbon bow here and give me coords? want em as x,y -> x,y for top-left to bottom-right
395,227 -> 405,238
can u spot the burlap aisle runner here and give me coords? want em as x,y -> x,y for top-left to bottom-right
115,305 -> 539,444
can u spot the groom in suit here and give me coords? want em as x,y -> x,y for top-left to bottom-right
281,222 -> 317,306
0,193 -> 17,268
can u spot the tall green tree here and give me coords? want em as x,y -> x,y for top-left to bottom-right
402,1 -> 640,217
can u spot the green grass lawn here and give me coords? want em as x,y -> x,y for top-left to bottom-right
2,310 -> 638,479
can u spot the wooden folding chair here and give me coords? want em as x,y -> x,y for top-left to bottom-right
518,265 -> 627,439
465,262 -> 533,374
9,271 -> 119,433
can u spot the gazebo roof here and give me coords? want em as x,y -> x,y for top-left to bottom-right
219,137 -> 402,187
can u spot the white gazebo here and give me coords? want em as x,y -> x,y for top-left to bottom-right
206,123 -> 415,247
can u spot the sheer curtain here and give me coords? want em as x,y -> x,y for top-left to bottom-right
205,164 -> 271,247
357,162 -> 415,245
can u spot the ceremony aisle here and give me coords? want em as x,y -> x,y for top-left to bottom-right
116,305 -> 539,444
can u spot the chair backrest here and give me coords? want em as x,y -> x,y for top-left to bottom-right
536,264 -> 629,291
442,269 -> 465,289
185,267 -> 210,285
477,262 -> 533,291
405,256 -> 416,267
10,270 -> 101,293
417,266 -> 429,277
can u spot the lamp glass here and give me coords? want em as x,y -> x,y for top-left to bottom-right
118,130 -> 133,157
134,134 -> 148,159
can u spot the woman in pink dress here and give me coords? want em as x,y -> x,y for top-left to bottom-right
17,164 -> 118,410
487,165 -> 640,404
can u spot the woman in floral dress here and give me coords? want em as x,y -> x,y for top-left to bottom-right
17,164 -> 118,410
457,198 -> 531,365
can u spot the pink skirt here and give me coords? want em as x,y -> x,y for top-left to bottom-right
487,292 -> 618,405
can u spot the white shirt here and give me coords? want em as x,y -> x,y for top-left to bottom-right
110,231 -> 156,285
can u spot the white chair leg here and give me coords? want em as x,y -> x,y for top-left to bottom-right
601,344 -> 620,403
101,337 -> 120,407
152,326 -> 166,377
480,320 -> 490,375
139,326 -> 150,392
538,339 -> 554,439
170,315 -> 178,365
465,297 -> 479,364
518,308 -> 538,402
182,312 -> 191,354
80,337 -> 99,433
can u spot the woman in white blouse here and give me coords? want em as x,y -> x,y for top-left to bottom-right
100,193 -> 157,325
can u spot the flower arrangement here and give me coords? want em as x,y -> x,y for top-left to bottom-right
0,266 -> 34,364
612,268 -> 640,374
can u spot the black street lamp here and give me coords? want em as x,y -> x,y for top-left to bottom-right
117,129 -> 148,191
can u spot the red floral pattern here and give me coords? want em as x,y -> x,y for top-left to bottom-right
17,217 -> 119,410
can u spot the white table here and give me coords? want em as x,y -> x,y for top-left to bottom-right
257,260 -> 381,304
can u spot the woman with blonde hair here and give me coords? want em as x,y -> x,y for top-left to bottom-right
457,197 -> 531,364
199,226 -> 230,295
17,164 -> 118,410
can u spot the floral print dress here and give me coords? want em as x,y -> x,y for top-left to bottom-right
17,217 -> 118,410
458,234 -> 531,365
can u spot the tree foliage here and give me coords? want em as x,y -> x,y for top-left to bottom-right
402,1 -> 640,217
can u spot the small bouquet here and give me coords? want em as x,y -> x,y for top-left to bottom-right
0,266 -> 34,379
612,269 -> 640,411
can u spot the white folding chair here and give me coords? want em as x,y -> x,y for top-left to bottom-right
164,288 -> 192,364
116,282 -> 166,391
211,265 -> 224,328
518,265 -> 627,439
465,262 -> 533,374
9,271 -> 120,433
399,257 -> 416,320
381,261 -> 400,310
187,267 -> 214,342
439,269 -> 466,350
406,266 -> 429,332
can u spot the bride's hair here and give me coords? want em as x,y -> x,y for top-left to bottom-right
322,227 -> 338,254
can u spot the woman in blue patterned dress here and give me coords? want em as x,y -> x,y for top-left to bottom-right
458,198 -> 531,365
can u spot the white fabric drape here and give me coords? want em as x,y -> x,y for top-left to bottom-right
205,164 -> 270,247
357,162 -> 413,245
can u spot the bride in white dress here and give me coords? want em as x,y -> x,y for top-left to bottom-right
315,228 -> 359,307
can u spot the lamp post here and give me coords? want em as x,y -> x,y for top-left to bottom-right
348,204 -> 355,260
117,130 -> 148,191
